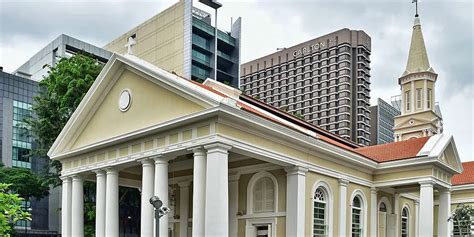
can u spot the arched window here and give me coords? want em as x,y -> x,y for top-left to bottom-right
252,177 -> 275,213
401,207 -> 409,237
351,196 -> 363,237
379,202 -> 387,212
313,187 -> 327,236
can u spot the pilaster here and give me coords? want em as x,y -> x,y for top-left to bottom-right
285,166 -> 308,237
338,178 -> 349,237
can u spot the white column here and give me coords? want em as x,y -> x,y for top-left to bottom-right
414,200 -> 419,237
419,181 -> 434,236
338,178 -> 349,237
438,189 -> 451,237
204,143 -> 231,237
370,188 -> 377,237
71,175 -> 84,236
394,192 -> 400,237
192,148 -> 206,237
179,181 -> 191,237
105,168 -> 119,237
61,177 -> 72,237
285,166 -> 308,237
141,159 -> 155,237
229,173 -> 240,237
95,170 -> 106,237
154,158 -> 169,237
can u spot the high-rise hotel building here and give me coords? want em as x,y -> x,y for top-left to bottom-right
240,29 -> 371,145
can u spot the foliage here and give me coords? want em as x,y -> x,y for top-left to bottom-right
450,204 -> 474,236
26,53 -> 103,187
0,166 -> 49,201
0,183 -> 31,236
293,112 -> 304,120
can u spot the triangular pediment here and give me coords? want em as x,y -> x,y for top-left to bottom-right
394,116 -> 432,129
417,134 -> 463,174
48,54 -> 224,159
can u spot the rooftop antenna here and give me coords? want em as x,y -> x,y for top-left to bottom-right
412,0 -> 419,17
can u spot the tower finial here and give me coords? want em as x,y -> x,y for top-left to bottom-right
412,0 -> 419,17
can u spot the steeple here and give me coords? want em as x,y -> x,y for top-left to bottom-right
394,10 -> 442,142
402,17 -> 434,76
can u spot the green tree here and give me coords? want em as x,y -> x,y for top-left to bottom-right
26,53 -> 103,186
0,166 -> 50,202
0,183 -> 31,236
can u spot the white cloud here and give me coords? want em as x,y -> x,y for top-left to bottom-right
0,0 -> 472,161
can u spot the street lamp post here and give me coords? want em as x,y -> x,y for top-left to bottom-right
199,0 -> 222,81
150,196 -> 170,237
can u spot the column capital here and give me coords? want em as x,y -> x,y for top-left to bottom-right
71,174 -> 84,182
105,167 -> 119,175
285,166 -> 308,176
138,158 -> 155,166
414,199 -> 420,205
60,176 -> 72,182
338,178 -> 349,186
188,146 -> 205,153
419,180 -> 435,187
204,142 -> 232,154
93,169 -> 106,176
153,157 -> 169,165
370,187 -> 378,194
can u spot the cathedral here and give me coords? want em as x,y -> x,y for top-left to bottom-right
50,13 -> 472,237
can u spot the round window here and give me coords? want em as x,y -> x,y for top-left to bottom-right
118,89 -> 132,112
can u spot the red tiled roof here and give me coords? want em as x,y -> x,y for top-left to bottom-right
172,74 -> 435,163
354,137 -> 430,162
452,161 -> 474,185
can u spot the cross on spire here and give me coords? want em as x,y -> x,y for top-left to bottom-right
125,36 -> 137,55
412,0 -> 419,17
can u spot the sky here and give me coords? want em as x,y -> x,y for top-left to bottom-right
0,0 -> 472,162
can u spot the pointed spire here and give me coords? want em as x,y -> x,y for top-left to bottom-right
403,17 -> 434,76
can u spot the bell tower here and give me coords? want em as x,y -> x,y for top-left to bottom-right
393,15 -> 442,141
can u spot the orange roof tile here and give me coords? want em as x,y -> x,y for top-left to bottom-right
354,137 -> 430,162
452,161 -> 474,185
171,74 -> 437,164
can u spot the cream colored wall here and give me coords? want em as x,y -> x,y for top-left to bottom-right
216,122 -> 373,181
304,171 -> 340,236
71,69 -> 205,150
104,0 -> 186,76
374,168 -> 432,182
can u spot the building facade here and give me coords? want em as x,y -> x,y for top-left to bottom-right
104,0 -> 241,87
14,34 -> 112,81
393,16 -> 442,141
0,70 -> 57,236
369,98 -> 400,145
240,29 -> 371,145
50,53 -> 470,237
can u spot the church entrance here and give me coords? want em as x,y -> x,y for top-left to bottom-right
245,219 -> 275,237
378,199 -> 396,237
